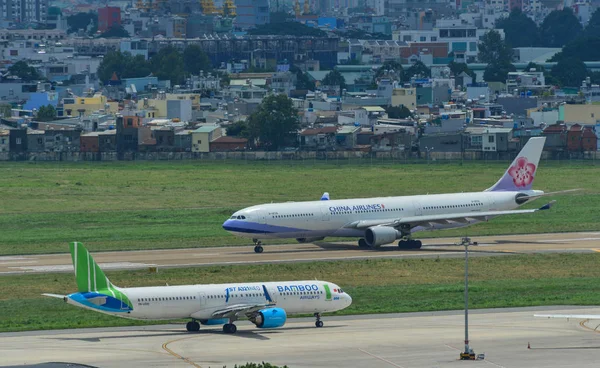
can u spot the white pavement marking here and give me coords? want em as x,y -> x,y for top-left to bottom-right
10,262 -> 157,272
358,348 -> 405,368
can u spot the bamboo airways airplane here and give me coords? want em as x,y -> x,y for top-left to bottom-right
44,242 -> 352,333
224,137 -> 574,253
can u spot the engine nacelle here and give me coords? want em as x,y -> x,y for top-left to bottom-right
296,237 -> 325,243
250,307 -> 287,328
200,318 -> 229,325
365,226 -> 401,248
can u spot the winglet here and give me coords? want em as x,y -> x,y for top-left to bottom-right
538,200 -> 556,211
321,192 -> 330,201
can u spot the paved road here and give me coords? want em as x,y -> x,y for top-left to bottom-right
2,306 -> 600,368
2,232 -> 600,275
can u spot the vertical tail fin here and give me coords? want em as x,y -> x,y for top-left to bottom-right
70,241 -> 116,293
486,137 -> 546,192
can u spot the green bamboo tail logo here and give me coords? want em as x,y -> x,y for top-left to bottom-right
69,242 -> 132,309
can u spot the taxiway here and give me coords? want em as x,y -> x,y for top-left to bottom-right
1,232 -> 599,275
2,307 -> 600,367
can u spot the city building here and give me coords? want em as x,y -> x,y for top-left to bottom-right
0,0 -> 48,24
98,6 -> 121,32
235,0 -> 269,29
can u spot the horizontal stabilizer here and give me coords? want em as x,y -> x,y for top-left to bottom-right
519,189 -> 582,201
42,293 -> 66,299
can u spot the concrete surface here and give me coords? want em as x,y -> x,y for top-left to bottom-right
2,232 -> 600,275
2,307 -> 600,368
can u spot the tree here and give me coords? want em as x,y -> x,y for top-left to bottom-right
448,61 -> 476,81
540,8 -> 582,47
183,45 -> 212,75
150,46 -> 185,85
585,8 -> 600,38
550,36 -> 600,62
226,120 -> 250,137
67,12 -> 97,34
293,69 -> 315,90
496,9 -> 540,47
269,11 -> 294,23
36,105 -> 57,121
0,104 -> 12,118
99,25 -> 129,38
246,94 -> 299,150
321,70 -> 347,91
97,51 -> 152,83
483,61 -> 516,83
374,60 -> 403,80
8,61 -> 41,82
478,30 -> 513,65
551,57 -> 588,87
405,61 -> 431,79
385,105 -> 412,119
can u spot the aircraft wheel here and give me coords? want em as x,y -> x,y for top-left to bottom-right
186,321 -> 193,332
191,321 -> 200,332
223,323 -> 237,334
414,240 -> 422,249
358,239 -> 368,248
315,320 -> 324,328
254,245 -> 264,253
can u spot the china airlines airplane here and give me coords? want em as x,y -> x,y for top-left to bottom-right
44,242 -> 352,333
224,137 -> 573,253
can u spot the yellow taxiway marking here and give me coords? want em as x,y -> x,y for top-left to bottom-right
162,335 -> 202,368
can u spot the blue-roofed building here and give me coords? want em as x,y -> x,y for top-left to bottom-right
122,77 -> 159,95
23,92 -> 59,112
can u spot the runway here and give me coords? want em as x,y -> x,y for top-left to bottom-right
2,306 -> 600,368
2,232 -> 600,275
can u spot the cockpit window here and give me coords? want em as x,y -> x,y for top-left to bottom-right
236,215 -> 246,220
230,216 -> 236,219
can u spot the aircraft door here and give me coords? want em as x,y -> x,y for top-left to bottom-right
255,209 -> 267,224
263,284 -> 278,304
487,195 -> 497,211
320,205 -> 331,221
198,292 -> 207,306
412,200 -> 423,216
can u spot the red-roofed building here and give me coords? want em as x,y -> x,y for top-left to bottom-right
210,136 -> 248,152
299,126 -> 339,150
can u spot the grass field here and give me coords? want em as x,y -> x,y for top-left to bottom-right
0,160 -> 598,255
2,253 -> 600,332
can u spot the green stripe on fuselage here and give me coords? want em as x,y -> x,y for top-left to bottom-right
324,284 -> 332,300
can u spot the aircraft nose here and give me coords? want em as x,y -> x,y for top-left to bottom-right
345,293 -> 353,307
222,219 -> 233,231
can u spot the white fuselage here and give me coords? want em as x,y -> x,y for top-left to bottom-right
67,280 -> 351,320
223,190 -> 542,240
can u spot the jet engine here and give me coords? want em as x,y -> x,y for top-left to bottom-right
249,307 -> 287,328
296,237 -> 325,243
200,318 -> 229,325
365,226 -> 401,248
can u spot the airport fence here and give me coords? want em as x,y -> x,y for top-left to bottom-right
1,150 -> 599,166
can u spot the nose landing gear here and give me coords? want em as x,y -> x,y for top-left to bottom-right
252,239 -> 263,253
314,313 -> 324,328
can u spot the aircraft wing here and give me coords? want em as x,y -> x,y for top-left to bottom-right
211,303 -> 275,319
345,201 -> 555,230
535,314 -> 600,319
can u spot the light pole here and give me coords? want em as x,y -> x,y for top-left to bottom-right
425,146 -> 434,164
460,242 -> 476,360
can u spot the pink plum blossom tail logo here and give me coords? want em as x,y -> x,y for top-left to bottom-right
507,157 -> 536,188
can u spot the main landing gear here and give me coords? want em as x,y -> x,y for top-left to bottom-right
223,323 -> 237,334
186,320 -> 200,332
314,313 -> 324,328
252,239 -> 264,253
398,239 -> 422,249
